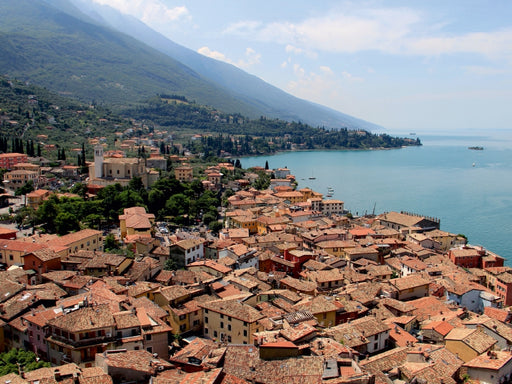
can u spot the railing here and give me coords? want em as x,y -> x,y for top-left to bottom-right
49,334 -> 115,348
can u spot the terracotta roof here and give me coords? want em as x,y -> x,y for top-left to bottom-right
464,350 -> 512,370
351,316 -> 391,337
49,229 -> 102,247
47,304 -> 115,333
199,298 -> 264,323
23,306 -> 63,327
100,349 -> 171,373
390,274 -> 430,291
422,320 -> 454,336
280,276 -> 317,293
27,248 -> 61,262
294,295 -> 338,316
188,259 -> 232,274
222,345 -> 324,383
445,328 -> 497,354
0,239 -> 47,253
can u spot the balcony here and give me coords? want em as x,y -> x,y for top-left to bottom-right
48,333 -> 116,348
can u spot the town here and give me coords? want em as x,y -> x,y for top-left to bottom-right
0,142 -> 512,384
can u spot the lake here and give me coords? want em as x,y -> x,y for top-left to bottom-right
239,129 -> 512,264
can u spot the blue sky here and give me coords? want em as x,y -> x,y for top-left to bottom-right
90,0 -> 512,132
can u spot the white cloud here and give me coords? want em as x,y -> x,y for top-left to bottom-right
320,66 -> 333,75
225,8 -> 419,53
341,71 -> 363,82
197,46 -> 260,69
197,46 -> 228,62
285,44 -> 318,59
405,28 -> 512,59
90,0 -> 189,25
463,66 -> 508,76
224,7 -> 512,61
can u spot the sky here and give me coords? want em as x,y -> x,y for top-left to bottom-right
89,0 -> 512,133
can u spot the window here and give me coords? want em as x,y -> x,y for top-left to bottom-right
145,334 -> 152,341
374,342 -> 378,350
205,328 -> 208,334
146,347 -> 153,353
227,335 -> 232,342
220,314 -> 224,319
220,322 -> 224,329
228,324 -> 231,331
205,317 -> 208,324
214,331 -> 218,338
243,330 -> 247,337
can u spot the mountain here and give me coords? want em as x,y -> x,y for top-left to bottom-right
67,0 -> 382,131
67,0 -> 383,131
0,0 -> 382,130
0,0 -> 257,116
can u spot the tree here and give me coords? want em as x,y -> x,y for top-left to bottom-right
54,211 -> 80,235
104,233 -> 120,251
165,193 -> 189,216
208,221 -> 223,234
164,258 -> 177,271
0,349 -> 50,376
264,160 -> 269,170
15,180 -> 34,206
37,195 -> 60,233
253,171 -> 270,190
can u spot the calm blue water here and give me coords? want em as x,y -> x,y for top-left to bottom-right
240,129 -> 512,264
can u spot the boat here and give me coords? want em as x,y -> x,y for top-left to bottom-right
326,194 -> 332,197
308,171 -> 316,180
468,146 -> 484,150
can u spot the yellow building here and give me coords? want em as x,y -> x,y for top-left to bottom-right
26,189 -> 51,210
119,206 -> 155,239
294,295 -> 337,328
256,215 -> 291,235
445,327 -> 497,362
231,215 -> 258,234
273,191 -> 304,204
314,240 -> 356,257
174,165 -> 194,182
425,229 -> 467,251
0,240 -> 48,267
152,285 -> 201,335
88,145 -> 157,188
3,170 -> 38,188
47,229 -> 103,255
298,188 -> 323,201
200,298 -> 265,344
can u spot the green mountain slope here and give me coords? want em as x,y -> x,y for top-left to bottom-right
68,0 -> 383,131
0,0 -> 257,116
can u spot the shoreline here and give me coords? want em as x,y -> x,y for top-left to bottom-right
234,143 -> 421,159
